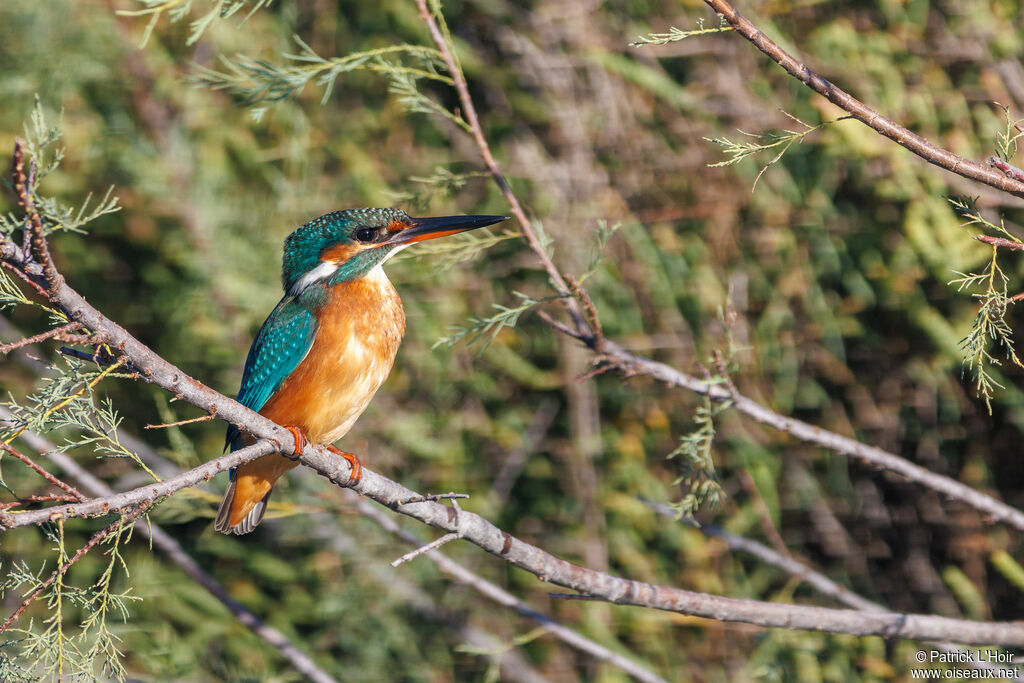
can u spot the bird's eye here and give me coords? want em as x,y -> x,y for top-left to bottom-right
355,228 -> 376,243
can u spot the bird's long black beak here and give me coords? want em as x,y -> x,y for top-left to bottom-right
388,214 -> 509,245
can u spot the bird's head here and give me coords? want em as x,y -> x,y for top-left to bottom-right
281,208 -> 507,296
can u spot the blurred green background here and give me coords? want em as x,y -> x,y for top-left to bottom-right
2,0 -> 1024,680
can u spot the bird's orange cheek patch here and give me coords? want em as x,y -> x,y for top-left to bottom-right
320,243 -> 361,263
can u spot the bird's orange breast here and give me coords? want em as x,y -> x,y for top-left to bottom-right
226,266 -> 405,529
259,266 -> 406,444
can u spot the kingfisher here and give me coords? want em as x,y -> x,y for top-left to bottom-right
215,208 -> 507,534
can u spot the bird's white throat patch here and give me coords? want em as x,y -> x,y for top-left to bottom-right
289,261 -> 339,297
289,254 -> 404,297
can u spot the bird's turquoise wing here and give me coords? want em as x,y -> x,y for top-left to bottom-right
226,296 -> 318,451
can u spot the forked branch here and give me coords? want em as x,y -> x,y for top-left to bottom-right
702,0 -> 1024,198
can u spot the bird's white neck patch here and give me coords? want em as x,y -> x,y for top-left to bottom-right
289,245 -> 408,297
289,260 -> 339,297
379,243 -> 410,265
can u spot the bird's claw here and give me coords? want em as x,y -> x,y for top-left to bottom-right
281,425 -> 307,461
326,445 -> 362,486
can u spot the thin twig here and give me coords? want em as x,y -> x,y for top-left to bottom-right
391,532 -> 460,567
397,492 -> 470,505
353,495 -> 667,683
0,494 -> 81,510
413,0 -> 588,334
491,399 -> 559,507
57,345 -> 137,371
974,234 -> 1024,251
144,413 -> 214,429
0,259 -> 50,299
13,138 -> 64,290
0,441 -> 85,500
0,322 -> 83,355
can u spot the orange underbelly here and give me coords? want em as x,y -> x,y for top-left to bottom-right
260,337 -> 397,443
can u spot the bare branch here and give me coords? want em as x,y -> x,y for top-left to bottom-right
0,440 -> 276,529
975,234 -> 1024,251
594,339 -> 1024,531
13,138 -> 64,290
702,0 -> 1024,199
413,0 -> 588,333
0,322 -> 82,355
354,495 -> 668,683
0,494 -> 80,510
144,413 -> 215,429
0,441 -> 85,500
396,492 -> 470,505
390,532 -> 460,567
644,499 -> 1021,680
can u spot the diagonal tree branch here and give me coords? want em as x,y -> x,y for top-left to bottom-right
0,440 -> 276,530
597,338 -> 1024,531
351,494 -> 667,683
3,400 -> 664,682
701,0 -> 1024,199
1,441 -> 85,501
413,0 -> 587,333
4,397 -> 1024,646
644,499 -> 1023,680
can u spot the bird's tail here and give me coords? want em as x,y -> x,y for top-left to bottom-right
214,473 -> 272,535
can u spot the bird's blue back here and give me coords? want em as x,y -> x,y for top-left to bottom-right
226,296 -> 319,451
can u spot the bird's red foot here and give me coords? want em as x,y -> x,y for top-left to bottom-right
326,445 -> 362,485
281,425 -> 307,461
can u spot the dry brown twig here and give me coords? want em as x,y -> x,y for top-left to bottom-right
0,321 -> 82,355
0,494 -> 81,511
144,413 -> 215,429
1,441 -> 85,501
974,234 -> 1024,251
